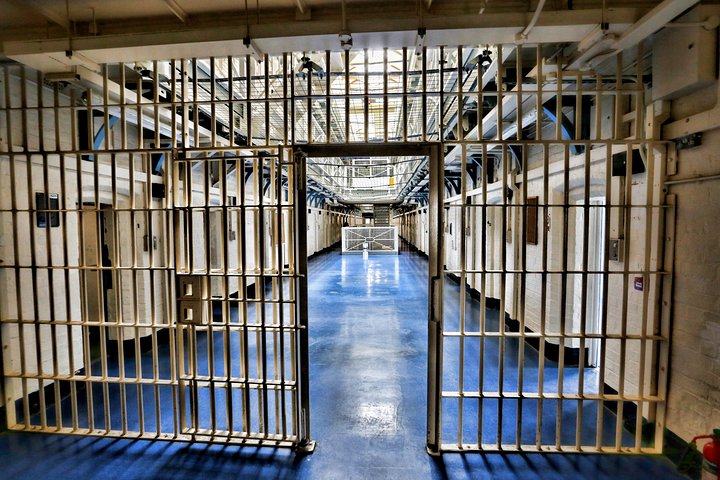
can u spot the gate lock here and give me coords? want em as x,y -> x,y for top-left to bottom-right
177,276 -> 209,325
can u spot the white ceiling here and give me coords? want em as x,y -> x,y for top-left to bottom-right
0,1 -> 666,78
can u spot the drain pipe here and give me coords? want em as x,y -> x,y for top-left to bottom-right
516,0 -> 547,42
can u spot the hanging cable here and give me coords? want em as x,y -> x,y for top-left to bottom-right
341,0 -> 347,32
244,0 -> 250,36
65,0 -> 72,57
339,0 -> 352,50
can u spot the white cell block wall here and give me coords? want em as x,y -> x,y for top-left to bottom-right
664,83 -> 720,441
307,207 -> 355,256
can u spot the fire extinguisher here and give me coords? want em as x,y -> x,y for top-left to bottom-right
690,429 -> 720,480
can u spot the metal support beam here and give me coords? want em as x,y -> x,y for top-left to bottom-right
4,7 -> 649,67
6,0 -> 69,29
297,142 -> 434,158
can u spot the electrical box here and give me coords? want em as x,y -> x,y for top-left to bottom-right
608,238 -> 624,262
652,21 -> 717,101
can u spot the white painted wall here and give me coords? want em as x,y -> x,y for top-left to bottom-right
663,83 -> 720,441
306,207 -> 354,256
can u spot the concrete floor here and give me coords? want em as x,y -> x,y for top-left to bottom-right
0,246 -> 683,479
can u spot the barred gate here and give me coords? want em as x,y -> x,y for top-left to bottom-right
341,226 -> 399,253
0,62 -> 312,450
1,42 -> 671,456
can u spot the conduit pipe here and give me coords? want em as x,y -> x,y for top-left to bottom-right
296,0 -> 308,15
517,0 -> 546,42
663,69 -> 720,139
664,173 -> 720,186
162,0 -> 188,23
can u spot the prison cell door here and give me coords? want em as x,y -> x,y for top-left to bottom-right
427,139 -> 671,454
173,147 -> 313,450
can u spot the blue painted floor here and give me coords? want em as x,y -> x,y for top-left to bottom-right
0,247 -> 683,479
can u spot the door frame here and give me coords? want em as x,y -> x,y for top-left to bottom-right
293,142 -> 443,454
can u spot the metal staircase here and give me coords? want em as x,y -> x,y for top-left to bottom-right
373,205 -> 390,225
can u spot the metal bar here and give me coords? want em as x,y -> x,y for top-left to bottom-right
635,45 -> 652,453
478,142 -> 488,447
293,149 -> 313,451
384,48 -> 389,143
247,55 -> 252,146
325,51 -> 331,144
297,143 -> 433,157
259,154 -> 270,437
422,48 -> 427,142
497,145 -> 507,448
277,149 -> 288,438
149,60 -> 161,437
205,148 -> 216,435
614,52 -> 632,452
20,65 -> 49,431
364,49 -> 369,143
345,51 -> 350,143
59,118 -> 79,431
3,66 -> 22,429
555,142 -> 570,450
36,70 -> 64,431
576,130 -> 591,450
515,46 -> 525,450
595,139 -> 613,450
238,152 -> 252,434
426,143 -> 443,455
403,48 -> 408,143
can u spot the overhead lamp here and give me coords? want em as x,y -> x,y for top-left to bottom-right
296,56 -> 325,80
339,32 -> 353,51
464,48 -> 493,73
414,28 -> 426,56
479,49 -> 492,67
242,37 -> 264,63
339,0 -> 352,51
